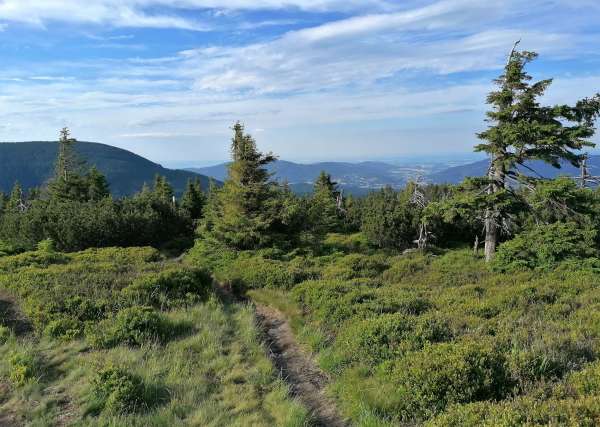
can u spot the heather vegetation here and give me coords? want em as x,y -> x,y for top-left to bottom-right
1,48 -> 600,426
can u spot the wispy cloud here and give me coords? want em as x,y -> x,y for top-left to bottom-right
0,0 -> 598,162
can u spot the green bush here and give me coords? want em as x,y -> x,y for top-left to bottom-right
44,317 -> 83,340
426,396 -> 600,426
36,238 -> 56,253
323,233 -> 370,253
331,312 -> 451,368
86,306 -> 167,348
382,253 -> 431,283
382,338 -> 512,421
494,222 -> 599,272
0,249 -> 69,272
8,350 -> 43,386
504,327 -> 596,389
215,254 -> 316,290
122,267 -> 212,308
63,296 -> 107,322
0,240 -> 22,257
293,279 -> 431,327
91,366 -> 147,414
322,253 -> 389,280
72,246 -> 161,265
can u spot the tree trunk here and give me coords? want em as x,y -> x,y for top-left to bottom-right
484,160 -> 505,263
484,214 -> 497,262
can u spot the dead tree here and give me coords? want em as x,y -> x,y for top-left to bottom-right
410,176 -> 432,250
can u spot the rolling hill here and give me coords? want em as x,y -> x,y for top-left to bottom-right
0,141 -> 215,197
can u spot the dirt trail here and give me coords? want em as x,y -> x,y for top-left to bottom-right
255,304 -> 348,427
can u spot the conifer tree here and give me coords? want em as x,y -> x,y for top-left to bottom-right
207,122 -> 278,249
476,44 -> 600,261
86,166 -> 111,201
153,175 -> 174,205
48,127 -> 87,201
180,178 -> 206,219
6,182 -> 25,212
308,171 -> 341,236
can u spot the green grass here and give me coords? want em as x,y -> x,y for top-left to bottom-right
0,247 -> 312,426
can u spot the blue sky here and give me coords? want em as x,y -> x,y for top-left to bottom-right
0,0 -> 599,166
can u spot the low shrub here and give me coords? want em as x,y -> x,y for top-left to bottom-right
504,327 -> 596,389
382,253 -> 431,283
44,317 -> 83,340
91,366 -> 147,414
381,338 -> 512,421
122,267 -> 212,308
494,222 -> 599,272
72,246 -> 161,265
0,240 -> 23,257
293,279 -> 431,327
0,249 -> 69,272
323,233 -> 370,253
332,312 -> 451,368
86,306 -> 168,348
8,350 -> 43,386
426,395 -> 600,426
322,254 -> 389,280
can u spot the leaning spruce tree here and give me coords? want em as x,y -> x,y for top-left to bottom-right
476,42 -> 600,262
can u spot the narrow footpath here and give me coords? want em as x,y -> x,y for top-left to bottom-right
255,304 -> 348,427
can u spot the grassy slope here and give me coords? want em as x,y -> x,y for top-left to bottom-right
0,248 -> 310,426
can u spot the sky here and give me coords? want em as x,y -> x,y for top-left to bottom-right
0,0 -> 599,166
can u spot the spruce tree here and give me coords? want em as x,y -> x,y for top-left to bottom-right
308,171 -> 341,236
48,128 -> 87,201
180,178 -> 206,219
476,44 -> 600,261
153,175 -> 174,205
207,122 -> 278,249
86,167 -> 111,201
6,182 -> 25,212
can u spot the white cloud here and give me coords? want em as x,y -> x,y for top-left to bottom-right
0,0 -> 209,30
0,0 -> 394,30
0,0 -> 598,161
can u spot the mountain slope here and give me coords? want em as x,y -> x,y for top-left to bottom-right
428,157 -> 594,184
0,141 -> 214,196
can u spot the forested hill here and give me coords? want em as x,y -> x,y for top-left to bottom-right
0,141 -> 215,196
429,156 -> 600,184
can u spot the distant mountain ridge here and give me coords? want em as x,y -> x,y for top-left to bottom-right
191,156 -> 593,195
428,157 -> 596,184
0,141 -> 215,197
188,159 -> 431,195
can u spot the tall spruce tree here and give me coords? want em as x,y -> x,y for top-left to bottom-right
308,171 -> 341,236
476,44 -> 600,261
207,122 -> 278,249
48,127 -> 87,201
180,178 -> 206,219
